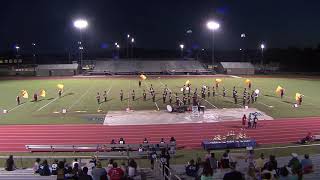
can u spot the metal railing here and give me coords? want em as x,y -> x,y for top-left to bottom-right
153,159 -> 181,180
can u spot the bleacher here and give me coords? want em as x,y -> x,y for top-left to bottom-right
0,168 -> 56,180
86,60 -> 210,75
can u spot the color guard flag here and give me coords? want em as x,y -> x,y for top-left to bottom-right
245,79 -> 251,84
21,90 -> 29,99
40,89 -> 46,97
276,86 -> 283,94
139,74 -> 147,80
295,93 -> 302,101
185,80 -> 190,85
215,79 -> 222,83
57,84 -> 64,90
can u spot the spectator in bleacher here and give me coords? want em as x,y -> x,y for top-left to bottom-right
111,139 -> 116,144
87,157 -> 96,176
108,162 -> 124,180
288,153 -> 302,174
72,162 -> 83,179
208,153 -> 218,170
72,158 -> 79,168
223,162 -> 244,180
5,155 -> 15,171
255,153 -> 265,172
33,158 -> 41,174
51,159 -> 58,175
57,161 -> 66,180
65,166 -> 75,179
119,137 -> 125,144
170,137 -> 176,144
185,159 -> 198,178
128,159 -> 138,178
220,152 -> 230,169
149,148 -> 157,169
39,160 -> 51,176
264,155 -> 278,171
279,166 -> 290,180
106,159 -> 114,172
91,161 -> 107,180
160,138 -> 165,144
79,167 -> 93,180
301,154 -> 313,174
143,137 -> 149,144
201,160 -> 213,180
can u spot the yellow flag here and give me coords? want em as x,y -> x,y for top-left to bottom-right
215,79 -> 222,83
245,79 -> 251,84
40,89 -> 46,97
295,93 -> 302,101
21,90 -> 29,99
139,74 -> 147,80
185,80 -> 190,85
276,86 -> 283,93
57,84 -> 64,90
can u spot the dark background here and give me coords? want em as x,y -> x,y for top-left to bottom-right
0,0 -> 320,71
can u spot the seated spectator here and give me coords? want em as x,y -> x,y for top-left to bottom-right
108,162 -> 124,180
119,137 -> 125,144
149,148 -> 157,169
170,137 -> 176,143
223,162 -> 245,180
185,159 -> 198,177
51,159 -> 58,175
288,153 -> 302,175
106,159 -> 114,172
72,162 -> 83,179
160,138 -> 165,144
264,155 -> 278,171
57,161 -> 66,180
128,159 -> 137,176
255,153 -> 265,172
72,158 -> 79,168
138,144 -> 143,152
5,155 -> 16,171
278,166 -> 290,180
65,166 -> 75,179
261,164 -> 277,180
201,160 -> 213,180
79,167 -> 93,180
208,153 -> 218,170
91,161 -> 107,180
301,154 -> 313,174
111,139 -> 116,144
143,137 -> 149,144
33,158 -> 41,174
220,152 -> 230,169
39,160 -> 51,176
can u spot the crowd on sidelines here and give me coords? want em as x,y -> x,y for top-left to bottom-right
5,155 -> 141,180
184,150 -> 314,180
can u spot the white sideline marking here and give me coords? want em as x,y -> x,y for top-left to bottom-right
68,86 -> 94,111
36,89 -> 70,112
230,75 -> 242,78
8,102 -> 28,112
258,102 -> 274,108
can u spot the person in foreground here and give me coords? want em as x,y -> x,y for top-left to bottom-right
5,155 -> 16,171
223,162 -> 245,180
201,160 -> 213,180
79,167 -> 93,180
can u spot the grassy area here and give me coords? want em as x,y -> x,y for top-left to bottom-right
0,76 -> 320,124
0,143 -> 319,168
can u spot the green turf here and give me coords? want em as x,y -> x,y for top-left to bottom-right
0,76 -> 319,124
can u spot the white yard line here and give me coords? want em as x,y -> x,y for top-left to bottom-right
36,89 -> 70,112
258,102 -> 274,108
8,102 -> 28,112
68,85 -> 94,111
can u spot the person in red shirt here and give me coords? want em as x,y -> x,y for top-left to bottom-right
242,114 -> 247,127
108,162 -> 124,180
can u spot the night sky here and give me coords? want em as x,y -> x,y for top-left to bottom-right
1,0 -> 320,54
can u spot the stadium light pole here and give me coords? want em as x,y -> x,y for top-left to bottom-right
207,21 -> 220,67
241,33 -> 246,61
73,19 -> 88,68
127,34 -> 130,58
15,45 -> 20,68
260,43 -> 265,66
180,44 -> 184,58
32,43 -> 36,64
116,44 -> 120,58
131,38 -> 135,59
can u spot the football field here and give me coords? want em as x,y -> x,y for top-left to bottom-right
0,75 -> 319,125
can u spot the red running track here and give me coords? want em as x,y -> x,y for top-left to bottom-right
0,117 -> 319,152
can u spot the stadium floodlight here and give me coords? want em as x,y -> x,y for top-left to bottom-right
116,44 -> 120,48
261,44 -> 265,49
131,38 -> 135,43
32,43 -> 36,46
180,44 -> 184,58
241,33 -> 246,38
115,42 -> 118,46
207,21 -> 220,31
15,45 -> 20,50
206,20 -> 220,66
73,19 -> 88,30
180,44 -> 184,49
127,34 -> 130,38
